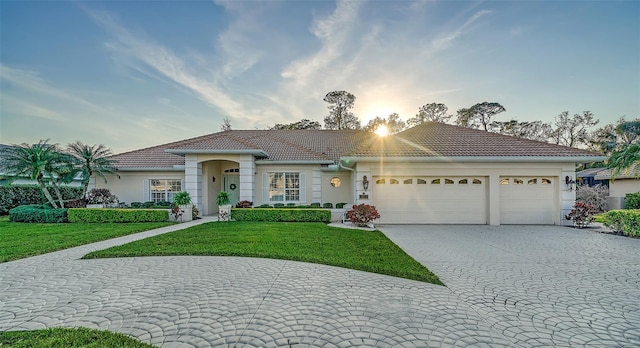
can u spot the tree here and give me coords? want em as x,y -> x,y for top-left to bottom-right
589,118 -> 640,155
455,102 -> 506,131
270,119 -> 322,130
489,120 -> 552,142
0,140 -> 65,208
67,141 -> 117,198
323,91 -> 361,130
220,117 -> 232,131
363,113 -> 407,134
550,111 -> 599,148
607,143 -> 639,178
407,103 -> 451,126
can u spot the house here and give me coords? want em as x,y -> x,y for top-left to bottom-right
95,122 -> 605,225
576,167 -> 609,187
594,166 -> 640,210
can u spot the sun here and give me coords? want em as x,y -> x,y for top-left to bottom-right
374,125 -> 389,136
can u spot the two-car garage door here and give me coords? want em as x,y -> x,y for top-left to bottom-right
372,175 -> 555,224
372,176 -> 487,224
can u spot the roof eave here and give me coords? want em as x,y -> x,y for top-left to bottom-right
255,160 -> 335,165
115,167 -> 185,172
340,155 -> 608,164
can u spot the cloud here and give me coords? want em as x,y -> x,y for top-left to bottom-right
86,9 -> 262,123
1,94 -> 63,121
431,10 -> 492,51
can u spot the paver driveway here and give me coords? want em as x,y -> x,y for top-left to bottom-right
379,225 -> 640,347
0,220 -> 514,347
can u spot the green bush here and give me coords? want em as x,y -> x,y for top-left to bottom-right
68,208 -> 169,223
323,203 -> 334,209
310,202 -> 321,207
130,202 -> 143,208
9,204 -> 69,223
625,192 -> 640,209
336,202 -> 347,209
141,201 -> 155,208
231,208 -> 331,222
255,204 -> 272,208
602,209 -> 640,237
274,203 -> 285,208
0,185 -> 83,215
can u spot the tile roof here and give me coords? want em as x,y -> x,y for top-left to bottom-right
594,164 -> 639,180
110,123 -> 603,169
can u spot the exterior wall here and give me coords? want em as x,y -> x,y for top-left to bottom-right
94,171 -> 184,205
321,172 -> 352,206
353,161 -> 576,226
609,179 -> 640,198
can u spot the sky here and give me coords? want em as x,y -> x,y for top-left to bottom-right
1,0 -> 638,153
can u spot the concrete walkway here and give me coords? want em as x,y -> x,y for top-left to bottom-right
1,219 -> 511,347
379,224 -> 640,347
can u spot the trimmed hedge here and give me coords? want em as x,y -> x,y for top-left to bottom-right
231,208 -> 331,222
626,192 -> 640,209
602,209 -> 640,237
9,204 -> 69,223
0,185 -> 83,214
68,208 -> 169,223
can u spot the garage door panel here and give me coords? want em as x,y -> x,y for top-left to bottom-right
373,176 -> 487,224
500,177 -> 555,225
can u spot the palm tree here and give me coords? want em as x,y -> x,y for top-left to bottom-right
67,141 -> 117,198
0,140 -> 65,208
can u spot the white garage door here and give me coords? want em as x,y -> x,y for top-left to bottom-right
372,176 -> 487,224
500,177 -> 555,224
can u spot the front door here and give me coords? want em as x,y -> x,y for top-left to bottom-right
223,175 -> 240,206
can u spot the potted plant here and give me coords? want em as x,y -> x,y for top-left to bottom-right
173,191 -> 193,222
216,191 -> 231,221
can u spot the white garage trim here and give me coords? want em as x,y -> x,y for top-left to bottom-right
372,176 -> 487,224
500,177 -> 556,225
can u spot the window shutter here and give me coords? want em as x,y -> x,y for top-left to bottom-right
143,180 -> 150,202
262,173 -> 269,203
299,173 -> 306,203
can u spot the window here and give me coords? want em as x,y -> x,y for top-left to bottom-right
514,178 -> 524,185
269,172 -> 300,202
330,177 -> 341,188
458,179 -> 468,184
500,178 -> 509,185
473,179 -> 482,184
376,178 -> 385,184
224,168 -> 239,173
417,179 -> 427,184
403,179 -> 413,184
390,179 -> 399,184
431,178 -> 440,184
528,178 -> 537,185
445,178 -> 454,184
542,178 -> 552,184
150,179 -> 181,203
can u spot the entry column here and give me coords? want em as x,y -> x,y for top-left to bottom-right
239,155 -> 255,203
185,154 -> 202,215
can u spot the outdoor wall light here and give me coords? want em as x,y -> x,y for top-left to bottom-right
565,175 -> 576,191
212,176 -> 216,183
362,175 -> 369,191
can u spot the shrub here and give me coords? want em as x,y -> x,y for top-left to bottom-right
216,191 -> 230,206
130,202 -> 143,208
9,204 -> 68,223
68,208 -> 168,223
346,204 -> 380,227
231,208 -> 331,222
255,204 -> 272,208
323,203 -> 334,209
155,200 -> 173,207
564,202 -> 595,228
286,203 -> 296,207
336,202 -> 347,209
173,192 -> 191,205
86,188 -> 118,205
274,203 -> 285,208
236,200 -> 253,208
626,192 -> 640,209
141,201 -> 155,208
0,185 -> 83,215
602,210 -> 640,237
192,204 -> 199,220
65,199 -> 87,208
310,202 -> 321,208
576,184 -> 608,213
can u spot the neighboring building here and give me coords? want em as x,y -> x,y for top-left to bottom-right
576,168 -> 609,187
594,166 -> 640,210
95,122 -> 605,225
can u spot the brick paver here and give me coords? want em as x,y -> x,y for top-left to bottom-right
1,219 -> 511,347
379,224 -> 640,347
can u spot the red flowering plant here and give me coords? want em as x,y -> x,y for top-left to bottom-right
564,201 -> 595,228
346,204 -> 380,227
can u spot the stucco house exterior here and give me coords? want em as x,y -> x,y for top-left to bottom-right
594,166 -> 639,210
95,122 -> 605,225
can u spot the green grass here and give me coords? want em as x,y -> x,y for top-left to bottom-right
0,327 -> 154,348
0,216 -> 173,263
85,222 -> 442,285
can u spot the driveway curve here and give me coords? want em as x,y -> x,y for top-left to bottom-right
0,220 -> 512,347
379,224 -> 640,347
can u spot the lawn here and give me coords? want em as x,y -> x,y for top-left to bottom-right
0,327 -> 153,348
0,216 -> 172,263
84,222 -> 442,284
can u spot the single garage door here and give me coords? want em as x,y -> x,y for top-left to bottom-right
500,177 -> 555,224
372,176 -> 487,224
